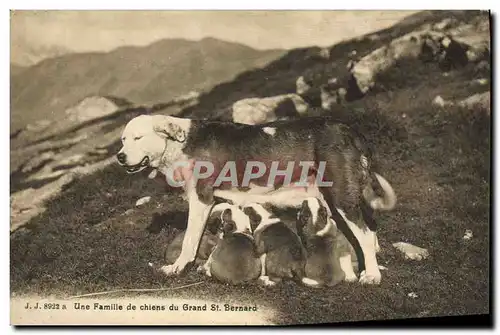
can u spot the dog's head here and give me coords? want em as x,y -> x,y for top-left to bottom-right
242,202 -> 277,232
116,115 -> 188,174
211,203 -> 252,236
297,197 -> 332,237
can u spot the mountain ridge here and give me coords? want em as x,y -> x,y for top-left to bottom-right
10,37 -> 285,131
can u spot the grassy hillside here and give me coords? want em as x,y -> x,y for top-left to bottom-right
10,37 -> 285,131
10,10 -> 490,324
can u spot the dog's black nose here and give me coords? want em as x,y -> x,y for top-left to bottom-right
116,152 -> 127,164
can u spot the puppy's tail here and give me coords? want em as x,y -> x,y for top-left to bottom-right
362,172 -> 397,211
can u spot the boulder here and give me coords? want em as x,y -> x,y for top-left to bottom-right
232,94 -> 309,125
296,76 -> 312,96
64,96 -> 121,124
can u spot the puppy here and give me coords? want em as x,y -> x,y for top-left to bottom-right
157,204 -> 225,270
297,197 -> 358,287
164,230 -> 220,266
198,203 -> 261,285
243,203 -> 307,287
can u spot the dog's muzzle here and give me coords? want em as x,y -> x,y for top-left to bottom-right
122,156 -> 150,174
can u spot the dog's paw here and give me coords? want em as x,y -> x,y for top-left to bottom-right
301,277 -> 322,288
159,265 -> 176,276
159,261 -> 188,276
196,265 -> 211,277
359,270 -> 381,285
148,262 -> 163,271
258,276 -> 276,287
344,272 -> 358,282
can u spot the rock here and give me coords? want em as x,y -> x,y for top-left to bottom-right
457,91 -> 490,111
91,148 -> 109,156
21,151 -> 55,173
463,229 -> 473,240
64,96 -> 121,124
232,94 -> 309,125
393,242 -> 429,261
318,47 -> 330,60
173,91 -> 200,104
136,196 -> 152,207
473,78 -> 488,85
296,76 -> 311,95
26,119 -> 51,132
407,292 -> 418,299
122,209 -> 135,216
351,32 -> 429,94
433,18 -> 457,31
432,95 -> 447,107
476,60 -> 490,72
54,153 -> 86,167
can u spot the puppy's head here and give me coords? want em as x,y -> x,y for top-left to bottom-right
242,203 -> 276,232
212,203 -> 252,236
116,115 -> 187,174
297,197 -> 331,237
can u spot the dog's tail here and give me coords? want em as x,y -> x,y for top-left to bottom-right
362,172 -> 397,211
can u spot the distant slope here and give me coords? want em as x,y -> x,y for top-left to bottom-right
10,63 -> 26,76
10,37 -> 285,131
181,10 -> 487,121
10,38 -> 72,67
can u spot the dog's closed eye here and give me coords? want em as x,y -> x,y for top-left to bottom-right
133,136 -> 143,141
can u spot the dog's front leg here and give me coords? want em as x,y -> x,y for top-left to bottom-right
161,181 -> 213,276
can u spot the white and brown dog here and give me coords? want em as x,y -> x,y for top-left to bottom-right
196,203 -> 261,285
297,197 -> 359,287
243,203 -> 306,287
117,114 -> 396,284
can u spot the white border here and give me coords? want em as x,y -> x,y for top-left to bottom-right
4,1 -> 496,334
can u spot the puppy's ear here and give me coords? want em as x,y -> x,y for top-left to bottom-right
221,208 -> 232,223
316,206 -> 329,230
152,115 -> 186,143
244,206 -> 262,232
243,207 -> 262,224
262,203 -> 275,214
222,221 -> 236,235
297,200 -> 310,226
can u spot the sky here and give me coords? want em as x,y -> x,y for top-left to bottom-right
11,10 -> 417,52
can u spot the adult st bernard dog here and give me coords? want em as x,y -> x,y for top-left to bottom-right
116,114 -> 396,284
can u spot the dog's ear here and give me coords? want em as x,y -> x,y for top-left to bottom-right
221,208 -> 232,223
222,221 -> 236,235
297,200 -> 310,226
243,206 -> 262,232
152,115 -> 186,143
316,205 -> 329,230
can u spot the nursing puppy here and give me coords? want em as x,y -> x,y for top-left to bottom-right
198,203 -> 261,285
158,203 -> 226,270
164,230 -> 220,266
243,203 -> 306,286
297,197 -> 358,287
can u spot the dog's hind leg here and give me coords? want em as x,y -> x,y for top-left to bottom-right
361,200 -> 381,254
342,212 -> 381,285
